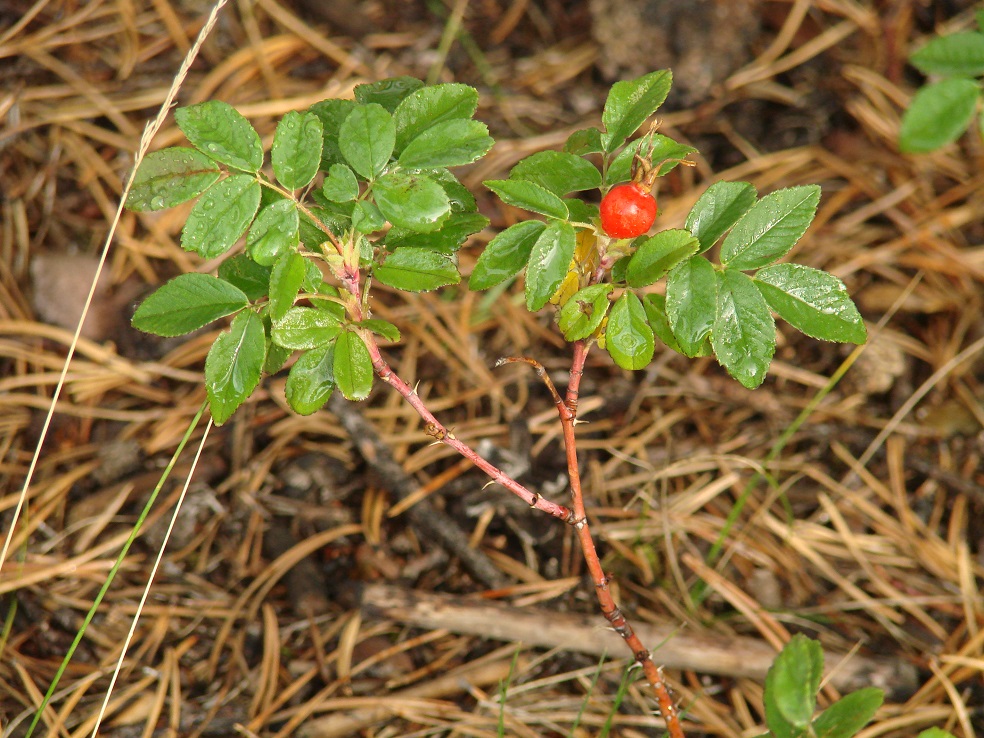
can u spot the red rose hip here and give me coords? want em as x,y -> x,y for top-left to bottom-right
599,181 -> 657,239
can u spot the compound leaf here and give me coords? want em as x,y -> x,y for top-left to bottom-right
811,688 -> 883,738
601,69 -> 672,153
712,269 -> 776,389
126,147 -> 220,211
339,103 -> 395,180
272,110 -> 323,190
721,186 -> 820,271
754,263 -> 867,344
525,220 -> 576,311
509,151 -> 602,197
375,247 -> 460,291
205,310 -> 266,424
246,198 -> 300,266
374,170 -> 451,232
393,83 -> 479,151
398,119 -> 493,169
899,79 -> 980,153
558,283 -> 613,341
605,291 -> 655,370
665,255 -> 717,357
175,100 -> 263,173
132,273 -> 249,336
285,343 -> 336,415
268,251 -> 307,322
469,220 -> 545,290
625,229 -> 700,287
686,180 -> 757,253
910,31 -> 984,77
334,330 -> 373,400
181,174 -> 262,259
272,306 -> 343,349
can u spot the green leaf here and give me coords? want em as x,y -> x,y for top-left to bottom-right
558,283 -> 613,341
811,688 -> 883,738
263,338 -> 292,375
754,263 -> 867,344
918,729 -> 958,738
272,110 -> 323,190
764,635 -> 824,737
181,174 -> 262,259
607,134 -> 696,186
721,185 -> 821,271
686,181 -> 758,253
564,198 -> 599,225
625,229 -> 700,287
899,79 -> 980,153
374,247 -> 460,291
564,127 -> 604,156
246,199 -> 300,266
132,273 -> 248,337
218,254 -> 271,301
126,147 -> 220,211
398,119 -> 493,169
385,212 -> 489,253
601,70 -> 673,153
339,103 -> 396,180
393,83 -> 479,151
484,179 -> 569,220
334,330 -> 374,400
642,293 -> 684,354
355,76 -> 424,112
285,344 -> 336,415
605,291 -> 655,370
469,220 -> 545,290
713,268 -> 776,389
374,170 -> 451,232
358,319 -> 401,342
509,151 -> 602,197
525,220 -> 576,311
272,306 -> 343,349
175,100 -> 263,173
268,251 -> 307,321
430,167 -> 478,212
321,163 -> 360,202
665,255 -> 717,357
910,31 -> 984,77
649,134 -> 698,175
605,138 -> 647,187
309,98 -> 357,169
352,200 -> 387,233
204,310 -> 266,424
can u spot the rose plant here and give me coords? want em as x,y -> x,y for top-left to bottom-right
124,70 -> 870,736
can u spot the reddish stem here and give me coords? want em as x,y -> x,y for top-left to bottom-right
561,341 -> 684,738
337,238 -> 681,734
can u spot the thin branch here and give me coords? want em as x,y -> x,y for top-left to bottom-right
558,340 -> 686,738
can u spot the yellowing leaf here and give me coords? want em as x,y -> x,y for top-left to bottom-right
550,229 -> 599,307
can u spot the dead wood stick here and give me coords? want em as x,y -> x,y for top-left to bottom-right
329,395 -> 507,589
359,583 -> 919,698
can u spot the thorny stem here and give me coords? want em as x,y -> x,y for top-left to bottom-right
561,341 -> 684,738
336,232 -> 682,736
336,263 -> 573,523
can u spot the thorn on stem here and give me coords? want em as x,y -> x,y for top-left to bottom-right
424,422 -> 446,441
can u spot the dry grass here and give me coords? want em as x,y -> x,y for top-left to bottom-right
1,1 -> 983,736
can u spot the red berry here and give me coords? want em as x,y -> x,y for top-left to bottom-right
599,182 -> 657,239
